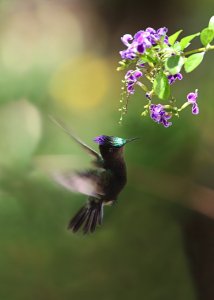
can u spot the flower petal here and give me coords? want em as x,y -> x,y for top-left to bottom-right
192,103 -> 199,115
133,70 -> 143,78
121,34 -> 133,46
137,43 -> 145,53
187,89 -> 198,103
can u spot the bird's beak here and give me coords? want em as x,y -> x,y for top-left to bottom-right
125,137 -> 139,144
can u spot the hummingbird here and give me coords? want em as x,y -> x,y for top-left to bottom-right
50,116 -> 138,234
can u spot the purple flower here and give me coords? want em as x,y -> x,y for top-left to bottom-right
146,27 -> 156,34
168,73 -> 183,85
125,69 -> 143,94
119,47 -> 137,60
157,27 -> 169,44
134,30 -> 152,50
121,34 -> 133,46
147,27 -> 168,45
134,30 -> 149,42
120,34 -> 138,59
187,89 -> 199,115
120,26 -> 169,60
150,104 -> 172,127
157,27 -> 168,36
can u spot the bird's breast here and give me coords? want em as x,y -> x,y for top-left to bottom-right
102,169 -> 127,202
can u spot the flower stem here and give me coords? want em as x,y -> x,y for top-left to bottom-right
178,102 -> 191,112
137,81 -> 149,92
183,44 -> 214,56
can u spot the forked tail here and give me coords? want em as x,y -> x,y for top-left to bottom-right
68,199 -> 104,234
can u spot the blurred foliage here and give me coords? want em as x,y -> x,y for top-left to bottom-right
0,0 -> 213,300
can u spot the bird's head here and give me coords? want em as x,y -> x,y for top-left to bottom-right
93,135 -> 138,158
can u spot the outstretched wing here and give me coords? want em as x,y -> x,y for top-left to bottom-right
53,169 -> 108,198
49,115 -> 102,164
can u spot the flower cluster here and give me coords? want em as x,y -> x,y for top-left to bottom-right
117,16 -> 214,127
120,27 -> 169,60
125,69 -> 143,94
149,104 -> 172,128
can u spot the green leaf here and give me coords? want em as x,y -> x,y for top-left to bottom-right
200,27 -> 214,46
208,16 -> 214,30
180,33 -> 200,50
173,42 -> 181,52
153,71 -> 170,100
165,55 -> 184,75
184,52 -> 204,73
168,30 -> 183,46
138,55 -> 156,64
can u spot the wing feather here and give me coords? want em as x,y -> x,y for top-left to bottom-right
49,115 -> 102,164
54,170 -> 106,197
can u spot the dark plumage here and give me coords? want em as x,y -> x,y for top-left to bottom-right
50,116 -> 138,234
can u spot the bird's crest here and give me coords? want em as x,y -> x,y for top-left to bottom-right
93,135 -> 126,147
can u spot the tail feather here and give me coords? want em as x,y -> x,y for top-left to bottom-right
68,200 -> 103,234
98,204 -> 104,225
83,209 -> 95,234
72,209 -> 89,233
91,209 -> 99,232
68,206 -> 85,229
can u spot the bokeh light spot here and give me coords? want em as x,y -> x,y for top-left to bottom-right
49,54 -> 110,111
0,2 -> 83,73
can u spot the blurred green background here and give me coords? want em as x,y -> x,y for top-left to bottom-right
0,0 -> 213,299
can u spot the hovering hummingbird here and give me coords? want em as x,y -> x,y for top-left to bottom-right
50,116 -> 138,234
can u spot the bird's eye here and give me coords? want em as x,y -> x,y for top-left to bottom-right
109,148 -> 113,153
